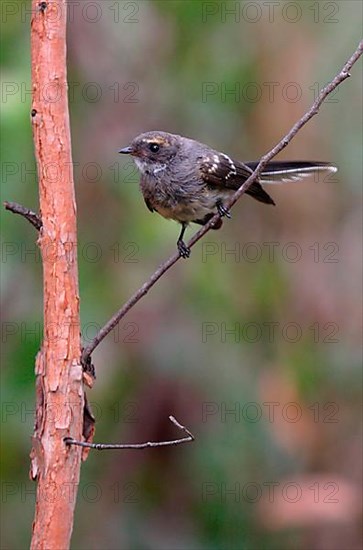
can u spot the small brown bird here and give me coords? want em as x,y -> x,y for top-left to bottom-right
119,131 -> 337,258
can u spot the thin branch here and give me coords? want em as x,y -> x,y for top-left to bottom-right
64,415 -> 194,450
81,38 -> 361,364
4,201 -> 42,230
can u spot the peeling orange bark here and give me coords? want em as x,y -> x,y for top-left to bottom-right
30,1 -> 83,549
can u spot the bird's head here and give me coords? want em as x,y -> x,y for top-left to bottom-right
119,131 -> 180,174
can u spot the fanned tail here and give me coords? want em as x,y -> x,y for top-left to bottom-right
246,161 -> 338,185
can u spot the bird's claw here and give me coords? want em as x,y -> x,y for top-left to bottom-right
216,201 -> 231,218
177,240 -> 191,259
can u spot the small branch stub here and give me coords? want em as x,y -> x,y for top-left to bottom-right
4,201 -> 42,230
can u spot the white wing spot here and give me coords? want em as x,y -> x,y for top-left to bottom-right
208,162 -> 219,173
221,153 -> 237,179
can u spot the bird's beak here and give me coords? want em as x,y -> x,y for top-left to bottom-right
119,146 -> 133,155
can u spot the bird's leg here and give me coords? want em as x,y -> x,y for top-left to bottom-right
216,199 -> 231,219
177,222 -> 190,259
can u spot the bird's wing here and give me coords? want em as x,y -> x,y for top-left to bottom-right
199,153 -> 275,205
199,152 -> 252,190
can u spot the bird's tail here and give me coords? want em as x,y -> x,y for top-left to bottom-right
247,161 -> 338,184
245,161 -> 338,205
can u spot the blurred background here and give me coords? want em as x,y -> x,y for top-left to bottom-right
1,1 -> 362,549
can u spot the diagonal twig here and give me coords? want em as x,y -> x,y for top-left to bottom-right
64,415 -> 194,451
81,39 -> 363,366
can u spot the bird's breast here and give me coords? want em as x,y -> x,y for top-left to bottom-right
140,173 -> 231,223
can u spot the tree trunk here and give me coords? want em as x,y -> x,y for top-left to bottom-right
29,1 -> 83,548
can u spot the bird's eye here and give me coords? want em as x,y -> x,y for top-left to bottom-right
148,142 -> 160,153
